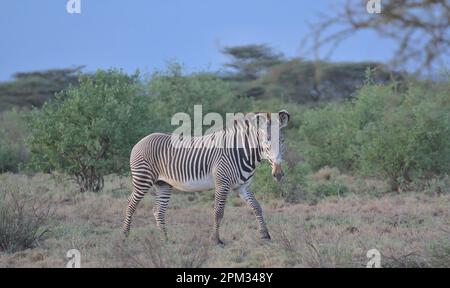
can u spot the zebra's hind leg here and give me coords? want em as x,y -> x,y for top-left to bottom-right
122,162 -> 154,237
238,184 -> 271,241
123,187 -> 151,237
212,178 -> 231,245
153,180 -> 173,241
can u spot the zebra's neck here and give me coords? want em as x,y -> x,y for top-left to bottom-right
216,120 -> 263,175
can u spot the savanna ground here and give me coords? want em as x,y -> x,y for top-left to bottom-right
1,172 -> 449,268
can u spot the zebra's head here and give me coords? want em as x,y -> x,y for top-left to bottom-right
252,110 -> 290,182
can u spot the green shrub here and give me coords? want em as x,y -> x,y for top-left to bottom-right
28,69 -> 150,192
306,167 -> 350,199
250,163 -> 279,200
251,162 -> 310,203
0,109 -> 30,172
300,103 -> 357,171
252,165 -> 353,205
299,78 -> 450,191
358,81 -> 450,190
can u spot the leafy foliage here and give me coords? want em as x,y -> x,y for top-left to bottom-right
300,102 -> 357,171
358,81 -> 450,190
239,59 -> 403,102
222,44 -> 284,81
300,77 -> 450,190
0,67 -> 82,111
0,109 -> 30,172
28,69 -> 150,192
251,162 -> 310,203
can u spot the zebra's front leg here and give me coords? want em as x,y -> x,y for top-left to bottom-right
153,181 -> 173,241
238,184 -> 271,240
212,181 -> 231,245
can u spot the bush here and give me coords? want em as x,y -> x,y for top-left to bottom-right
299,78 -> 450,190
28,69 -> 151,192
251,162 -> 310,203
0,109 -> 30,172
251,154 -> 350,204
0,185 -> 53,253
306,167 -> 350,199
251,163 -> 281,201
357,81 -> 450,190
300,103 -> 357,172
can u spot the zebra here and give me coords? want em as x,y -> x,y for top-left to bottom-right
122,110 -> 290,244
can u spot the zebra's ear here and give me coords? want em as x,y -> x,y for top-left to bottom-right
278,110 -> 290,129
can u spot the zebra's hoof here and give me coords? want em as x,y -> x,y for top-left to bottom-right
261,234 -> 271,241
213,238 -> 225,246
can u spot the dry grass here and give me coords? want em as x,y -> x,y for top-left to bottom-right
0,173 -> 449,268
111,227 -> 211,268
0,183 -> 54,253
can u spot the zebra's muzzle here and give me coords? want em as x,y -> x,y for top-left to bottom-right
272,164 -> 284,182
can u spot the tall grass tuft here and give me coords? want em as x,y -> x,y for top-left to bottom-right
0,185 -> 53,253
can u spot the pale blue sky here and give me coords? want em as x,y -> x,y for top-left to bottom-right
0,0 -> 399,80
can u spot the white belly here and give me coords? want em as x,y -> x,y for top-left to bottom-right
158,175 -> 215,192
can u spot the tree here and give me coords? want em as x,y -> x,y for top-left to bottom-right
221,44 -> 284,81
0,67 -> 83,111
240,59 -> 403,102
28,69 -> 150,192
303,0 -> 450,75
147,63 -> 253,132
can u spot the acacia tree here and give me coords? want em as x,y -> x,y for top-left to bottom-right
28,69 -> 150,192
251,59 -> 402,102
222,44 -> 284,81
303,0 -> 450,75
0,66 -> 83,111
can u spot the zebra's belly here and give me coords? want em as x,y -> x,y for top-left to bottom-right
158,175 -> 215,192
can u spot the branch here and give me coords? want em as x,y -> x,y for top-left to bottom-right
303,0 -> 450,76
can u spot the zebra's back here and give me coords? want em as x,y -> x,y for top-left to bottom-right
131,132 -> 223,192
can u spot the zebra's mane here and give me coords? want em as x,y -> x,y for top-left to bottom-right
165,112 -> 273,139
204,112 -> 271,135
